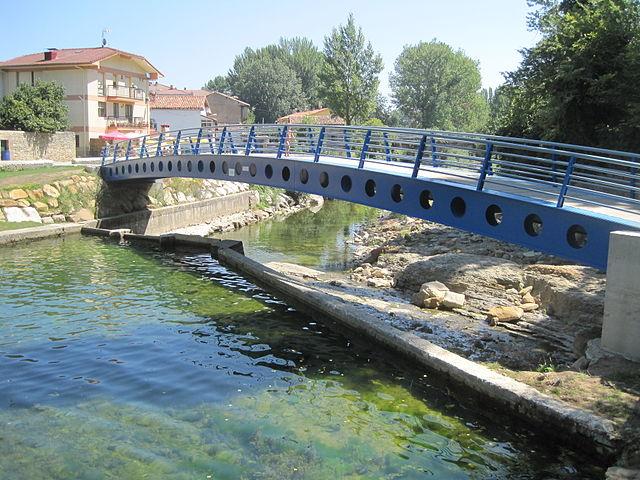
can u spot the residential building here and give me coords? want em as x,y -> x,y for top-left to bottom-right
0,47 -> 161,156
149,84 -> 213,132
205,91 -> 250,124
276,108 -> 345,125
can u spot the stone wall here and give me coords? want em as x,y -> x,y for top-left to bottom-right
0,130 -> 76,162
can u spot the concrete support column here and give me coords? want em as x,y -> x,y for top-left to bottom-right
602,231 -> 640,361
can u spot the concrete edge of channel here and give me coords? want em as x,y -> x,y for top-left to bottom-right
0,223 -> 83,246
217,247 -> 621,461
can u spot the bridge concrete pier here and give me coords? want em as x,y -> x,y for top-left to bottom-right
602,231 -> 640,361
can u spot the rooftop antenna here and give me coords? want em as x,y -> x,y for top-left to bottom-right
101,28 -> 110,47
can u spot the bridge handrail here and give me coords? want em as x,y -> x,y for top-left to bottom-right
101,123 -> 640,210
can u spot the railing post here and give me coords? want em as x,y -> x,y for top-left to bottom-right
139,136 -> 147,158
430,137 -> 438,167
113,141 -> 118,163
195,128 -> 203,155
188,136 -> 195,154
476,142 -> 494,191
314,127 -> 325,163
358,129 -> 372,169
277,125 -> 288,159
630,158 -> 638,199
551,147 -> 558,183
101,145 -> 108,165
412,134 -> 428,178
156,133 -> 164,157
344,129 -> 351,159
245,125 -> 255,156
125,140 -> 132,161
207,131 -> 216,154
228,130 -> 238,154
557,156 -> 576,208
217,127 -> 227,155
173,130 -> 182,156
307,127 -> 315,154
383,132 -> 391,162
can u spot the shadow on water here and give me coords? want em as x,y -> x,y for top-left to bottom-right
0,236 -> 604,479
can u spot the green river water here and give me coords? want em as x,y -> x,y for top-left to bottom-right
0,202 -> 602,478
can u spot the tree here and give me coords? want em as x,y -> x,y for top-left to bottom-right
277,37 -> 324,107
203,75 -> 231,94
390,41 -> 489,132
0,81 -> 68,132
319,14 -> 383,124
494,0 -> 640,150
233,56 -> 307,123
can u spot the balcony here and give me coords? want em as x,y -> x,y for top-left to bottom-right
105,85 -> 145,101
106,116 -> 148,129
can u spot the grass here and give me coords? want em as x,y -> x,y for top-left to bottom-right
0,166 -> 79,181
0,221 -> 44,231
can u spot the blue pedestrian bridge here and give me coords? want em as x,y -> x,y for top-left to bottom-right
100,124 -> 640,270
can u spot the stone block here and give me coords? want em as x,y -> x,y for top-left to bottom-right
9,189 -> 28,200
3,206 -> 42,223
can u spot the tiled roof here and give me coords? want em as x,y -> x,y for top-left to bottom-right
149,93 -> 207,110
150,83 -> 209,96
207,91 -> 250,107
0,47 -> 161,74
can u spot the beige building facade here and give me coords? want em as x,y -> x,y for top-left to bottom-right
0,47 -> 161,156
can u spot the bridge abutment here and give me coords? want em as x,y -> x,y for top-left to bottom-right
602,231 -> 640,361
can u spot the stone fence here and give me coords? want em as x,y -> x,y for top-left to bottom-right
0,130 -> 75,162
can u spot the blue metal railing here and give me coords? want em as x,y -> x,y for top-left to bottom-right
101,124 -> 640,215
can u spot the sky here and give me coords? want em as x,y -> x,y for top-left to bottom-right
0,0 -> 539,98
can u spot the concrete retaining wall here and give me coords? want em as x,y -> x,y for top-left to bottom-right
0,130 -> 75,162
95,190 -> 258,234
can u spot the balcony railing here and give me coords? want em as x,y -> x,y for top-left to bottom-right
105,85 -> 145,101
106,116 -> 148,128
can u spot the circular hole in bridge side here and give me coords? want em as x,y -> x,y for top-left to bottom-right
451,197 -> 466,217
167,161 -> 173,172
135,164 -> 139,173
158,161 -> 164,172
485,204 -> 503,226
265,164 -> 273,179
209,161 -> 215,173
109,168 -> 113,176
128,165 -> 132,174
567,225 -> 588,249
282,166 -> 291,181
121,166 -> 125,175
341,175 -> 352,192
177,160 -> 182,172
235,162 -> 243,176
150,162 -> 155,172
187,161 -> 192,172
249,163 -> 257,177
524,214 -> 543,236
222,161 -> 229,175
319,172 -> 329,188
365,179 -> 376,197
420,190 -> 434,209
391,184 -> 404,203
300,169 -> 309,184
142,163 -> 147,173
198,160 -> 204,173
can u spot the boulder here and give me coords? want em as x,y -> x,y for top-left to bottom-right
52,214 -> 66,223
522,292 -> 536,304
43,184 -> 60,198
441,291 -> 466,309
3,206 -> 42,223
487,306 -> 524,324
42,216 -> 54,224
69,208 -> 94,222
9,189 -> 28,200
521,302 -> 539,312
32,201 -> 49,212
0,199 -> 19,208
419,280 -> 449,301
47,197 -> 59,209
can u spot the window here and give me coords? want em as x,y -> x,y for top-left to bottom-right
113,103 -> 120,118
125,104 -> 133,120
201,118 -> 214,128
31,72 -> 35,86
75,135 -> 80,148
1,140 -> 8,153
98,102 -> 106,118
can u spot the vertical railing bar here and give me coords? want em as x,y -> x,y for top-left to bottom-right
139,136 -> 146,158
307,127 -> 315,154
630,157 -> 638,199
358,129 -> 372,169
430,137 -> 437,167
195,128 -> 203,155
173,130 -> 182,156
476,142 -> 494,191
208,130 -> 216,154
383,132 -> 391,162
217,127 -> 227,155
245,125 -> 255,156
557,156 -> 576,208
314,126 -> 325,163
344,129 -> 351,159
156,133 -> 164,157
551,147 -> 558,183
412,134 -> 428,178
277,125 -> 288,159
228,130 -> 237,154
125,140 -> 132,161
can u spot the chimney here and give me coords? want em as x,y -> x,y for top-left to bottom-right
44,48 -> 58,61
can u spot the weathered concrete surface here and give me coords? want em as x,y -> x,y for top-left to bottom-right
218,247 -> 620,460
0,223 -> 82,246
602,231 -> 640,361
95,191 -> 258,235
